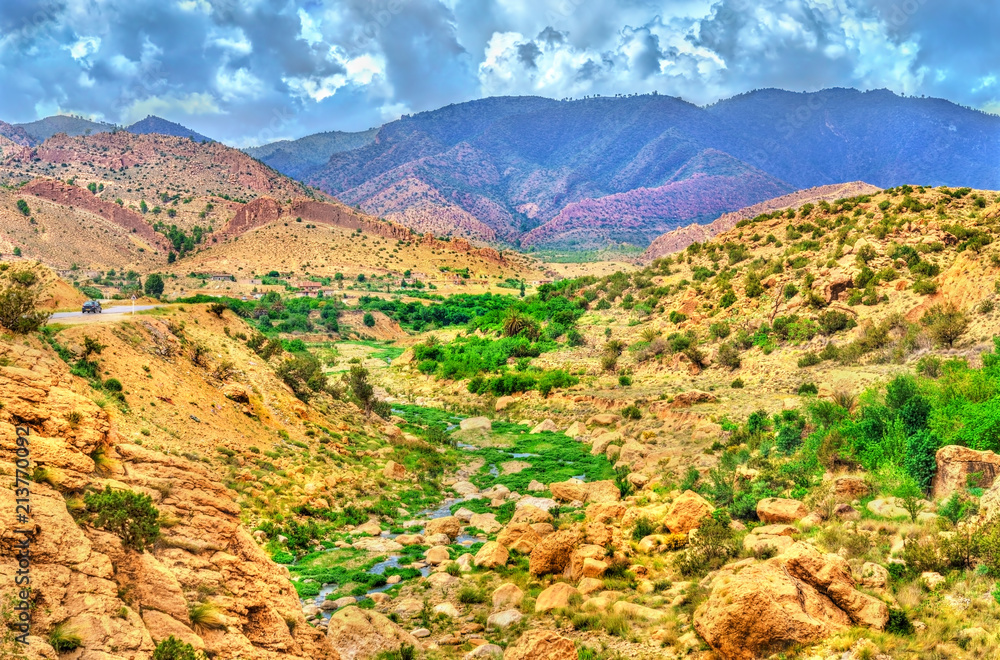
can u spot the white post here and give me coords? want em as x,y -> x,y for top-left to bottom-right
132,294 -> 136,315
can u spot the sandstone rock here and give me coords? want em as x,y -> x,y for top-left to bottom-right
141,610 -> 204,650
564,421 -> 586,438
461,417 -> 492,432
454,507 -> 475,522
921,571 -> 945,590
456,553 -> 474,572
586,502 -> 626,524
585,480 -> 620,504
866,498 -> 910,519
832,475 -> 870,499
637,534 -> 687,554
356,520 -> 383,536
486,609 -> 523,629
503,630 -> 576,660
515,497 -> 558,514
411,628 -> 430,638
492,583 -> 524,610
587,414 -> 620,426
497,523 -> 541,554
585,522 -> 613,547
590,432 -> 619,456
757,497 -> 809,524
566,544 -> 607,580
383,461 -> 407,480
425,533 -> 451,546
425,546 -> 451,565
668,390 -> 717,408
527,480 -> 545,492
529,529 -> 580,576
617,441 -> 646,467
932,445 -> 1000,498
535,582 -> 580,612
577,577 -> 603,595
581,558 -> 607,578
743,533 -> 794,554
467,643 -> 503,658
860,562 -> 889,590
222,382 -> 250,403
426,572 -> 459,589
530,419 -> 559,434
453,481 -> 480,496
550,479 -> 588,502
469,513 -> 502,534
664,490 -> 715,534
495,396 -> 515,412
394,598 -> 423,617
474,541 -> 509,569
426,516 -> 462,540
326,607 -> 419,660
611,601 -> 663,622
434,603 -> 460,618
396,534 -> 425,546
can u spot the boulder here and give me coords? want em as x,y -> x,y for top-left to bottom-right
222,382 -> 250,403
535,582 -> 580,612
832,475 -> 870,500
932,445 -> 1000,498
564,421 -> 586,438
383,461 -> 407,480
474,541 -> 509,569
434,603 -> 460,618
427,572 -> 459,589
515,497 -> 558,514
586,502 -> 626,524
461,417 -> 492,432
529,529 -> 580,576
585,480 -> 621,504
668,390 -> 717,408
503,630 -> 576,660
396,534 -> 425,546
492,583 -> 524,610
486,609 -> 523,630
866,498 -> 911,519
590,432 -> 619,456
664,490 -> 715,534
756,498 -> 809,524
527,480 -> 545,492
577,577 -> 603,595
425,546 -> 451,565
352,537 -> 403,553
550,479 -> 588,502
453,481 -> 480,496
425,516 -> 462,540
530,419 -> 559,434
859,563 -> 889,590
326,607 -> 419,660
495,396 -> 515,412
470,513 -> 503,534
497,523 -> 541,554
565,544 -> 607,580
611,601 -> 663,622
781,543 -> 888,629
454,507 -> 475,522
587,414 -> 620,426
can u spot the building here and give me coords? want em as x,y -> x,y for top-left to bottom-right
296,282 -> 323,297
203,272 -> 235,282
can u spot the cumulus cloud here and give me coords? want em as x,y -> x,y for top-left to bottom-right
0,0 -> 992,145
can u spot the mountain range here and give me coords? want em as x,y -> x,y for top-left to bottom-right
247,88 -> 1000,249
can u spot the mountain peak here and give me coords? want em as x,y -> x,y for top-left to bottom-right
126,116 -> 212,142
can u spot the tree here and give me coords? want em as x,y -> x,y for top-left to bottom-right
363,312 -> 375,327
16,199 -> 29,216
12,247 -> 21,257
167,251 -> 176,264
276,353 -> 329,402
139,200 -> 148,214
519,281 -> 525,298
0,268 -> 50,333
348,365 -> 389,418
83,487 -> 160,552
144,274 -> 165,297
922,303 -> 968,347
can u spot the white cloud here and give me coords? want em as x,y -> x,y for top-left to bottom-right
64,36 -> 101,61
216,67 -> 264,102
123,92 -> 223,123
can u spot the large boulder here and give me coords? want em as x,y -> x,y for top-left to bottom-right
932,445 -> 1000,498
425,516 -> 462,540
535,582 -> 580,612
383,461 -> 407,480
497,523 -> 541,554
492,584 -> 524,610
503,630 -> 576,660
832,475 -> 870,500
757,498 -> 809,524
664,490 -> 715,534
326,607 -> 419,660
694,543 -> 888,660
549,479 -> 588,502
584,480 -> 621,504
529,529 -> 579,576
514,498 -> 558,514
530,419 -> 559,434
565,544 -> 606,580
474,541 -> 509,569
469,513 -> 503,534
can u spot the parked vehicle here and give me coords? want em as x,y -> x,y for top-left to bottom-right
82,300 -> 102,314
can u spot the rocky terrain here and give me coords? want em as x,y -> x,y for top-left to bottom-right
4,182 -> 1000,660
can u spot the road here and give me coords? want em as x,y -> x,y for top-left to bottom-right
50,304 -> 162,323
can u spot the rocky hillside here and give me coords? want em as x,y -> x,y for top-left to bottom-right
642,182 -> 882,261
245,129 -> 379,181
125,116 -> 213,143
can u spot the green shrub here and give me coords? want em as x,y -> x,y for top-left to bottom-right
618,374 -> 632,387
797,382 -> 819,395
363,312 -> 376,327
631,516 -> 656,541
709,322 -> 730,339
103,378 -> 123,392
731,378 -> 744,389
153,636 -> 204,660
83,487 -> 160,552
797,352 -> 821,368
48,622 -> 82,652
621,404 -> 641,420
457,585 -> 488,604
716,343 -> 741,370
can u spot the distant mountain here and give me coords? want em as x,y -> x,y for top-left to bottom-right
0,120 -> 35,147
15,115 -> 115,141
286,89 -> 1000,249
245,129 -> 378,180
125,115 -> 212,142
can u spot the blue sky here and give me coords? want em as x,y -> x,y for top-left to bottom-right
0,0 -> 995,146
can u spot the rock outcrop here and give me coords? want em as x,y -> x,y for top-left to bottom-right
326,607 -> 417,660
932,445 -> 1000,498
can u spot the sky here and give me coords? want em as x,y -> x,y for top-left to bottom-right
0,0 -> 996,146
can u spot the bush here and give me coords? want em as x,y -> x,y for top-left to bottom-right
731,378 -> 744,389
84,487 -> 160,552
621,404 -> 642,420
716,343 -> 741,370
618,374 -> 632,387
363,312 -> 376,328
103,378 -> 123,392
48,622 -> 82,652
922,303 -> 968,347
709,322 -> 730,339
153,636 -> 204,660
0,268 -> 51,333
457,585 -> 488,604
631,516 -> 656,541
797,382 -> 819,395
797,352 -> 821,368
16,199 -> 30,216
817,310 -> 854,335
144,274 -> 165,297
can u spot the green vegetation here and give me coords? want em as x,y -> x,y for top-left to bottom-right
152,636 -> 204,660
0,268 -> 50,333
83,487 -> 161,552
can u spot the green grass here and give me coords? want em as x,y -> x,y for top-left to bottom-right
469,429 -> 614,491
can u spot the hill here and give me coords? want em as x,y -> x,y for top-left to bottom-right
294,90 -> 1000,249
14,114 -> 115,141
642,181 -> 882,260
125,115 -> 213,142
0,119 -> 34,146
245,129 -> 378,180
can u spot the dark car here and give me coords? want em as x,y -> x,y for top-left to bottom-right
82,300 -> 102,314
